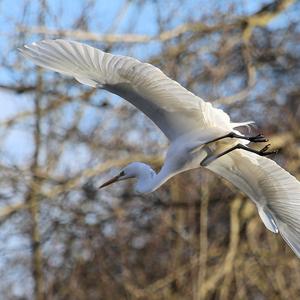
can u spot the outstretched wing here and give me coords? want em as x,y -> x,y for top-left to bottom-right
19,39 -> 235,141
207,150 -> 300,257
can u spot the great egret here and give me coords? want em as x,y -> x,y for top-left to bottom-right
20,40 -> 300,257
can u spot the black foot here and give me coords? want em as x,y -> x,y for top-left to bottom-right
248,133 -> 268,143
200,143 -> 278,166
206,132 -> 269,145
257,144 -> 278,156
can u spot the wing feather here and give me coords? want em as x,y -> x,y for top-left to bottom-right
207,150 -> 300,257
19,39 -> 235,140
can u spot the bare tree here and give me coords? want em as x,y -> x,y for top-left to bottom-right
0,0 -> 299,299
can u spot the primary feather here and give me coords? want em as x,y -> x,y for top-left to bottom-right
19,39 -> 245,141
207,150 -> 300,257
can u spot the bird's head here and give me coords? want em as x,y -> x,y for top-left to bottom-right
99,162 -> 155,190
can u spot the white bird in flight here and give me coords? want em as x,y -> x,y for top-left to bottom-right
20,39 -> 300,258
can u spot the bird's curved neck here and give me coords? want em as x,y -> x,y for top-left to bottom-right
135,166 -> 172,194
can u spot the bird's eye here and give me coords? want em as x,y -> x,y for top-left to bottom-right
119,171 -> 125,176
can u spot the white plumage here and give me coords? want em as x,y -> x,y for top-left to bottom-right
20,39 -> 300,258
20,40 -> 246,140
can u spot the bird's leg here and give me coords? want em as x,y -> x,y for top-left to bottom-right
205,132 -> 268,144
187,131 -> 266,155
201,143 -> 277,166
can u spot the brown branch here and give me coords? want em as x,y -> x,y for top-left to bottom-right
17,1 -> 294,48
214,0 -> 294,105
17,22 -> 235,44
196,185 -> 209,297
27,2 -> 46,293
0,89 -> 95,128
199,198 -> 241,298
242,0 -> 294,42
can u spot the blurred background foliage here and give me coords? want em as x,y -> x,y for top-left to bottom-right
0,0 -> 300,299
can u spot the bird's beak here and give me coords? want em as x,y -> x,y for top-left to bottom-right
99,174 -> 121,189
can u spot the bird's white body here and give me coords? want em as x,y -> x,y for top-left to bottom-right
132,131 -> 212,193
20,40 -> 300,258
132,127 -> 233,193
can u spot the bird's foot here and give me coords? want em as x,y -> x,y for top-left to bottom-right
211,132 -> 269,143
200,143 -> 278,167
248,133 -> 268,143
257,144 -> 278,156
